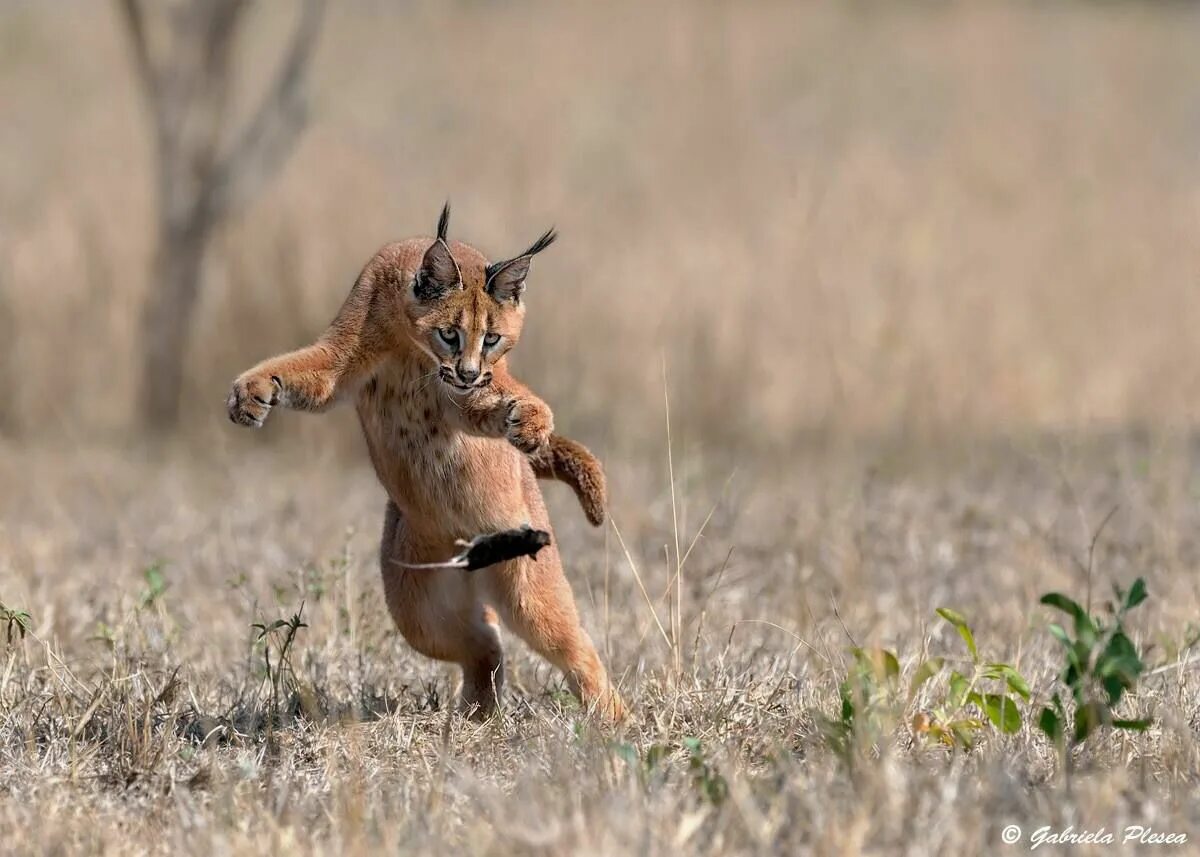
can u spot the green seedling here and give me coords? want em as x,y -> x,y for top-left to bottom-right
1036,577 -> 1152,753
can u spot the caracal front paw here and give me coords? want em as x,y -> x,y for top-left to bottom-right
505,398 -> 553,453
227,373 -> 281,428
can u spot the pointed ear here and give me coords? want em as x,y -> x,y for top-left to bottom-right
414,202 -> 460,300
485,256 -> 532,303
485,227 -> 556,303
415,240 -> 460,300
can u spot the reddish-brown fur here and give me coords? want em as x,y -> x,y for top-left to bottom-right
227,219 -> 624,720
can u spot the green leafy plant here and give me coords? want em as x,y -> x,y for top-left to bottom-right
610,740 -> 671,785
1036,578 -> 1151,752
824,614 -> 1031,758
90,621 -> 117,650
0,602 -> 31,644
609,739 -> 722,804
252,602 -> 308,721
822,579 -> 1152,763
910,608 -> 1030,749
822,646 -> 901,760
682,737 -> 728,805
138,563 -> 168,609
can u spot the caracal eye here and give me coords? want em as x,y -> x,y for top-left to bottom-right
437,327 -> 458,347
483,332 -> 501,347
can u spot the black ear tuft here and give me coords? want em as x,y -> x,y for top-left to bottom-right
521,227 -> 557,259
436,201 -> 451,242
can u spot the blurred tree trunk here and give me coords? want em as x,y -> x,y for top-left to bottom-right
141,222 -> 207,428
117,0 -> 325,429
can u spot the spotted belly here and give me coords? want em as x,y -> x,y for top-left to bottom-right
357,386 -> 531,538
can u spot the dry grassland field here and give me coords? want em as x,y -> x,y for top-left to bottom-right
3,2 -> 1200,855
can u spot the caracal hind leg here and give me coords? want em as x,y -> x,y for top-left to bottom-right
379,501 -> 504,718
486,549 -> 626,721
459,605 -> 505,717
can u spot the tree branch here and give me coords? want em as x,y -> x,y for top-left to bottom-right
205,0 -> 326,219
115,0 -> 162,107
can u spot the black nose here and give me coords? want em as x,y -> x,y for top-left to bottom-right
457,366 -> 480,383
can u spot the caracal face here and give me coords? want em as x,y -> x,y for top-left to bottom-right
403,249 -> 524,393
400,216 -> 551,397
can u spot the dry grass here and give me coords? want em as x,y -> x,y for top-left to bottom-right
4,1 -> 1200,854
3,434 -> 1200,854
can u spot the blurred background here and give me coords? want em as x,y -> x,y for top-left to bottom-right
7,5 -> 1200,850
2,0 -> 1199,455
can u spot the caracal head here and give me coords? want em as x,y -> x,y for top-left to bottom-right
401,203 -> 555,394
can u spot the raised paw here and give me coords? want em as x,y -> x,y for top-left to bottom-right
227,373 -> 281,428
505,398 -> 553,454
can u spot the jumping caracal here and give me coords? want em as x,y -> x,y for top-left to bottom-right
227,205 -> 625,720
